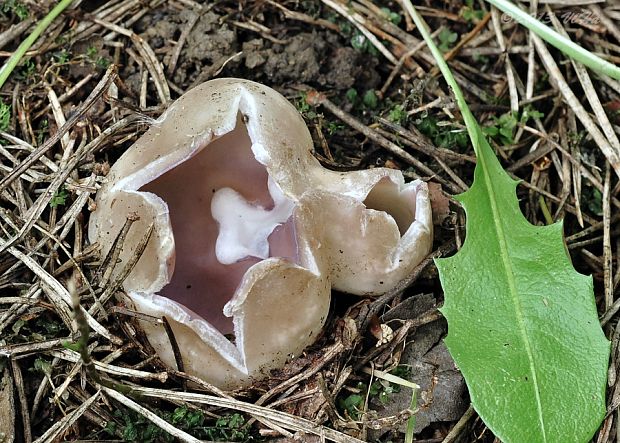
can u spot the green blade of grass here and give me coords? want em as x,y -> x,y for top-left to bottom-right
400,0 -> 481,157
485,0 -> 620,81
0,0 -> 75,90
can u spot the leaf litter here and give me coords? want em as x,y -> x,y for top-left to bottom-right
0,0 -> 619,442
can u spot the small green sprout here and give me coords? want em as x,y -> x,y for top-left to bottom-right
350,32 -> 365,50
337,366 -> 413,420
326,120 -> 344,135
105,407 -> 247,442
362,89 -> 378,109
36,118 -> 48,145
52,49 -> 71,64
8,314 -> 67,345
18,58 -> 36,78
521,105 -> 544,122
461,0 -> 485,23
582,186 -> 603,216
208,413 -> 249,441
295,92 -> 319,120
338,19 -> 353,35
345,88 -> 358,103
86,45 -> 98,59
387,104 -> 408,125
170,407 -> 204,429
380,7 -> 402,25
483,112 -> 518,144
416,114 -> 468,150
472,51 -> 490,65
350,30 -> 380,56
1,0 -> 29,20
338,388 -> 365,420
341,88 -> 380,111
113,408 -> 169,443
50,187 -> 68,208
95,56 -> 111,69
369,379 -> 397,404
437,27 -> 458,52
483,107 -> 544,145
300,0 -> 321,18
84,45 -> 110,69
568,130 -> 586,146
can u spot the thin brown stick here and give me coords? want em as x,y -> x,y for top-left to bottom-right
162,316 -> 186,389
256,341 -> 346,407
603,165 -> 613,310
91,223 -> 154,318
166,10 -> 199,76
359,241 -> 455,333
11,359 -> 32,443
442,405 -> 475,443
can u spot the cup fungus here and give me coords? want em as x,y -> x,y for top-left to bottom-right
89,78 -> 433,388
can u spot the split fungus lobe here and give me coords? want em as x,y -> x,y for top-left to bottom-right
89,79 -> 433,388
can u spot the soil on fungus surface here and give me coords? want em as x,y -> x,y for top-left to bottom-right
0,0 -> 618,442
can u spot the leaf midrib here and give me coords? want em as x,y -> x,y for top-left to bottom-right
478,148 -> 547,442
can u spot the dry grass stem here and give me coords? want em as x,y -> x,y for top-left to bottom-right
32,390 -> 100,443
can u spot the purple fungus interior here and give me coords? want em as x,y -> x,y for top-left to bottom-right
140,115 -> 298,335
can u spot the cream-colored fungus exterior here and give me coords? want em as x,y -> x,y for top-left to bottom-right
89,78 -> 432,389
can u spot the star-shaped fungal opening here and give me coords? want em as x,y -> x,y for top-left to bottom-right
140,114 -> 299,335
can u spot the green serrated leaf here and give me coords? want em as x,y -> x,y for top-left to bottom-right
403,3 -> 610,442
438,123 -> 608,442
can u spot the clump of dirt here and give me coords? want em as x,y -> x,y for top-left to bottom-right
124,9 -> 241,92
326,46 -> 380,90
263,33 -> 325,83
127,7 -> 380,98
141,16 -> 178,49
242,31 -> 380,90
242,38 -> 267,70
181,10 -> 239,85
